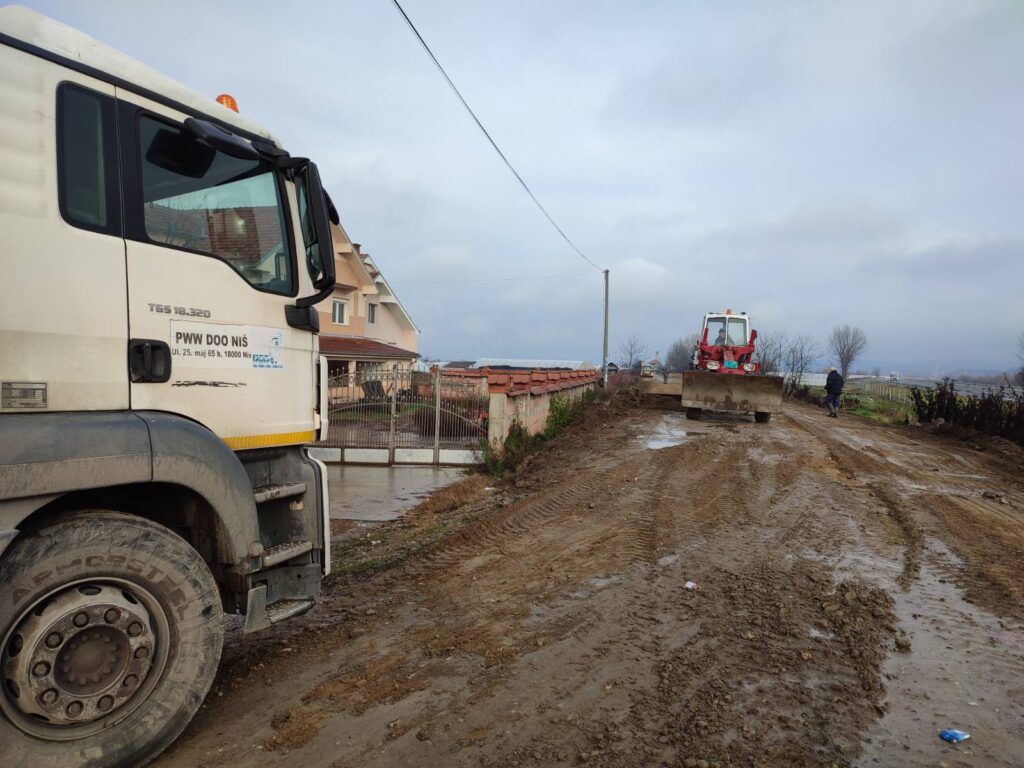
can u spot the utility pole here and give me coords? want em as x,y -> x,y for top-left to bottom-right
602,269 -> 610,387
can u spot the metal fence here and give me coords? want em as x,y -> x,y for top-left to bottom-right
318,367 -> 489,464
851,378 -> 912,404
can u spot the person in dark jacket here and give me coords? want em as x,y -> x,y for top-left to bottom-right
825,367 -> 844,417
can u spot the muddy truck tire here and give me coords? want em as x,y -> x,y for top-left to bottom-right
0,510 -> 224,768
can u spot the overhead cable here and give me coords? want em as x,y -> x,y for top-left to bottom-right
389,0 -> 603,271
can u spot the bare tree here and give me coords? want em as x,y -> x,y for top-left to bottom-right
1017,332 -> 1024,384
783,334 -> 819,396
618,334 -> 649,371
754,331 -> 786,377
666,333 -> 701,371
828,325 -> 868,380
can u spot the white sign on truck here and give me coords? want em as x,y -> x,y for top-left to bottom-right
170,320 -> 286,370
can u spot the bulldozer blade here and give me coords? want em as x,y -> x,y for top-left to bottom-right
679,372 -> 783,415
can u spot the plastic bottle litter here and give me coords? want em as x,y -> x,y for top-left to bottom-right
939,729 -> 970,744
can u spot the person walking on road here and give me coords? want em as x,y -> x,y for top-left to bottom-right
825,367 -> 844,417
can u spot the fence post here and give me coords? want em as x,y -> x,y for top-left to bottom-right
432,367 -> 442,464
388,365 -> 398,464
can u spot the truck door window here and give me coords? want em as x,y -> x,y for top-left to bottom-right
57,84 -> 120,234
138,116 -> 294,295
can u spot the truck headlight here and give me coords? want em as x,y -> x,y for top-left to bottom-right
706,361 -> 721,371
743,363 -> 756,372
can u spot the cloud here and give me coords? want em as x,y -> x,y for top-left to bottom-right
404,244 -> 474,281
459,316 -> 492,337
25,0 -> 1024,373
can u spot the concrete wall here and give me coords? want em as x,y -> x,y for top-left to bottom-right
469,369 -> 597,448
369,300 -> 418,354
319,288 -> 366,336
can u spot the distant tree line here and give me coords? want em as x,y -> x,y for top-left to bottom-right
620,324 -> 1024,387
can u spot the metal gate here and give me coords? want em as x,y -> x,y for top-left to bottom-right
316,367 -> 488,465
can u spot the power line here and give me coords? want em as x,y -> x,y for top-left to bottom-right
389,0 -> 603,272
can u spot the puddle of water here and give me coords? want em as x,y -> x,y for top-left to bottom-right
328,465 -> 464,521
855,541 -> 1024,767
638,414 -> 690,449
746,446 -> 781,465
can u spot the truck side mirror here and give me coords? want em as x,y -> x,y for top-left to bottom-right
302,163 -> 335,291
183,117 -> 259,161
288,162 -> 337,329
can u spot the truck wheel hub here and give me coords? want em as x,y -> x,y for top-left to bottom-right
2,581 -> 166,736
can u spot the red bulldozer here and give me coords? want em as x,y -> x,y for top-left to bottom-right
682,309 -> 783,423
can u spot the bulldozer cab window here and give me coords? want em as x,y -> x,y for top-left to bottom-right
706,317 -> 728,346
727,318 -> 748,346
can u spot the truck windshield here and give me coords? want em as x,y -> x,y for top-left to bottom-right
138,116 -> 294,295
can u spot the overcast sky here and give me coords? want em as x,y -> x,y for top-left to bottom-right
26,0 -> 1024,373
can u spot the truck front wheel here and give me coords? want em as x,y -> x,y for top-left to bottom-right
0,510 -> 224,768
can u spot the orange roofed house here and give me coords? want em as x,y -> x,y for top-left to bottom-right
316,222 -> 419,379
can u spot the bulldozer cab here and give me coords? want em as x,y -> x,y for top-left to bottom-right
704,314 -> 749,347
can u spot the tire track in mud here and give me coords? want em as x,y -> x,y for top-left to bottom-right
785,411 -> 925,588
261,428 -> 668,757
919,492 -> 1024,619
656,426 -> 812,564
400,460 -> 641,580
622,445 -> 685,566
596,415 -> 904,768
788,406 -> 1024,611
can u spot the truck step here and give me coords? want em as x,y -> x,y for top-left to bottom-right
266,598 -> 314,625
243,583 -> 316,634
261,540 -> 313,567
253,482 -> 307,504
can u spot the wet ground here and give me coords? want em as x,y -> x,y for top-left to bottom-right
154,401 -> 1024,768
328,465 -> 465,521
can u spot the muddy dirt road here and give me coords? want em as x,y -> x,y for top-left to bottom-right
154,402 -> 1024,768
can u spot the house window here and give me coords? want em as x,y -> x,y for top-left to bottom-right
367,303 -> 377,324
332,299 -> 347,325
356,360 -> 384,378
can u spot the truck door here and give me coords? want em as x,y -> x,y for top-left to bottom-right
117,94 -> 316,448
0,48 -> 127,413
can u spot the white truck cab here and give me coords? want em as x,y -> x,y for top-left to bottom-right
0,7 -> 335,765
